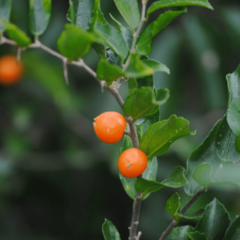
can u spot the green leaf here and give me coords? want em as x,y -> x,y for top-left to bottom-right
28,0 -> 51,36
139,115 -> 195,158
227,96 -> 240,136
97,59 -> 125,86
214,115 -> 240,162
67,0 -> 94,30
95,22 -> 128,60
135,166 -> 188,198
184,120 -> 222,196
110,14 -> 133,50
142,156 -> 158,200
176,213 -> 203,221
123,87 -> 160,122
236,135 -> 240,153
136,108 -> 160,141
5,23 -> 31,47
165,192 -> 180,216
137,75 -> 154,88
0,0 -> 12,33
136,8 -> 187,55
156,88 -> 170,105
187,232 -> 208,240
195,198 -> 230,240
102,219 -> 121,240
113,0 -> 140,29
192,163 -> 212,187
106,48 -> 121,66
93,43 -> 107,59
226,64 -> 240,105
142,59 -> 170,74
57,24 -> 100,61
147,0 -> 213,17
223,215 -> 240,240
128,78 -> 137,95
166,226 -> 194,240
125,54 -> 154,78
213,162 -> 240,187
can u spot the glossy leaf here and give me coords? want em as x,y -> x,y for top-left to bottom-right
166,226 -> 194,240
123,87 -> 160,122
110,14 -> 133,50
187,232 -> 208,240
102,219 -> 121,240
195,198 -> 230,240
223,215 -> 240,240
95,23 -> 128,60
135,166 -> 187,198
57,24 -> 100,61
226,64 -> 240,104
227,96 -> 240,136
184,121 -> 222,196
147,0 -> 213,17
113,0 -> 140,29
136,8 -> 187,55
125,54 -> 154,78
139,115 -> 195,158
214,115 -> 240,162
28,0 -> 51,36
0,0 -> 12,32
67,0 -> 94,30
5,23 -> 31,47
165,192 -> 180,216
142,157 -> 158,200
192,162 -> 240,188
136,109 -> 160,141
142,59 -> 170,74
213,162 -> 240,187
192,163 -> 212,187
97,59 -> 125,86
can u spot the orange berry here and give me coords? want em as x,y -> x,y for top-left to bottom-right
93,111 -> 127,144
118,148 -> 148,178
0,55 -> 23,86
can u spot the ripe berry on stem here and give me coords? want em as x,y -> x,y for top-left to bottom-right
93,111 -> 127,144
118,148 -> 148,178
0,55 -> 23,86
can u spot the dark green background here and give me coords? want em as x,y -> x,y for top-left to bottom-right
0,0 -> 240,239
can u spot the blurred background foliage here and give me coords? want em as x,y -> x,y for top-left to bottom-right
0,0 -> 240,239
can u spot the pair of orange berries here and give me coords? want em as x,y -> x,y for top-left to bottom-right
0,55 -> 23,85
93,112 -> 148,178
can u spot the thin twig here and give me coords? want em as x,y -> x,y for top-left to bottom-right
122,0 -> 147,71
63,58 -> 69,85
129,193 -> 143,240
159,220 -> 176,240
159,188 -> 205,240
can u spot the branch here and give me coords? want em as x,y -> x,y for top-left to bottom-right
122,0 -> 147,71
129,192 -> 143,240
1,34 -> 143,240
159,188 -> 205,240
